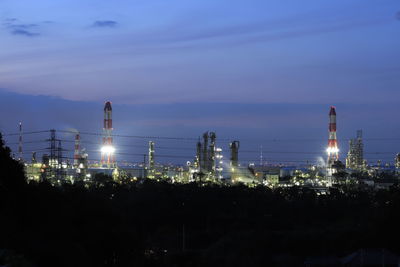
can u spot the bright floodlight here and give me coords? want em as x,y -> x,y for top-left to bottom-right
326,147 -> 339,153
101,145 -> 115,154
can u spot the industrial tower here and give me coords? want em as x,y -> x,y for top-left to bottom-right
346,130 -> 364,170
208,132 -> 216,174
195,139 -> 202,169
148,141 -> 155,178
195,132 -> 218,179
74,133 -> 81,167
230,141 -> 240,182
101,101 -> 115,167
327,106 -> 339,166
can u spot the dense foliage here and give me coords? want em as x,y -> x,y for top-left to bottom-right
1,134 -> 400,266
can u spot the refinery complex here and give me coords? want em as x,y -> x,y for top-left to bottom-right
4,102 -> 400,190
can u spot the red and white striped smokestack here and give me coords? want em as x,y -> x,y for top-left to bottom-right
101,101 -> 115,167
327,106 -> 339,165
74,133 -> 80,167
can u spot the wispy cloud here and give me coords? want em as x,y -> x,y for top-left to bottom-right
11,29 -> 40,37
112,7 -> 392,52
92,20 -> 117,28
2,18 -> 41,37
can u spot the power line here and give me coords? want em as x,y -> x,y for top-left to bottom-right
7,139 -> 398,158
57,130 -> 203,141
5,140 -> 48,145
2,128 -> 400,142
2,130 -> 50,136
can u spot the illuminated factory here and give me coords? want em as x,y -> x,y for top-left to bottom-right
327,106 -> 339,167
7,102 -> 399,189
346,130 -> 365,170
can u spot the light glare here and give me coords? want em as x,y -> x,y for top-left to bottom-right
326,147 -> 339,153
101,145 -> 115,154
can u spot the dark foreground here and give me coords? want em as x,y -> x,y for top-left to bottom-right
2,181 -> 400,267
2,141 -> 400,266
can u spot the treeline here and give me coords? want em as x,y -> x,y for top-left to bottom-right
2,135 -> 400,266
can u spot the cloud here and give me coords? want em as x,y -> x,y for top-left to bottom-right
11,23 -> 38,29
92,20 -> 117,28
155,17 -> 390,47
4,18 -> 17,23
11,29 -> 39,37
2,19 -> 41,37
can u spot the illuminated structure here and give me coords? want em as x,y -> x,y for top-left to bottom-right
148,141 -> 155,178
230,141 -> 239,182
346,130 -> 364,170
327,106 -> 339,166
202,132 -> 208,172
209,132 -> 216,175
395,153 -> 400,169
195,139 -> 202,170
74,133 -> 81,167
215,147 -> 223,179
101,101 -> 115,167
194,132 -> 218,180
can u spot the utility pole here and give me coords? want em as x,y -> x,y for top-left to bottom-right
49,129 -> 57,180
18,122 -> 23,161
143,154 -> 147,178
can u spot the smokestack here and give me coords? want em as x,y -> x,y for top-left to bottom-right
230,141 -> 239,168
202,132 -> 208,172
147,141 -> 155,179
148,141 -> 155,170
209,132 -> 216,174
74,133 -> 81,167
327,106 -> 339,166
101,101 -> 115,167
230,141 -> 240,182
196,140 -> 202,169
32,152 -> 37,163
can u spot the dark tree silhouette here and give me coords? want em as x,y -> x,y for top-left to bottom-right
0,133 -> 26,190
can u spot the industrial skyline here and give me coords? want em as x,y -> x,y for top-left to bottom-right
0,102 -> 397,190
2,102 -> 399,168
0,0 -> 399,182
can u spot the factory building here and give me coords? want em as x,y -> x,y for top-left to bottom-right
194,131 -> 219,181
346,130 -> 365,170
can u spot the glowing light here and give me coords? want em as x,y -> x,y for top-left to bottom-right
101,145 -> 115,154
326,147 -> 339,153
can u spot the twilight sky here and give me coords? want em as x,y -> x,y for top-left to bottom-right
0,0 -> 399,165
